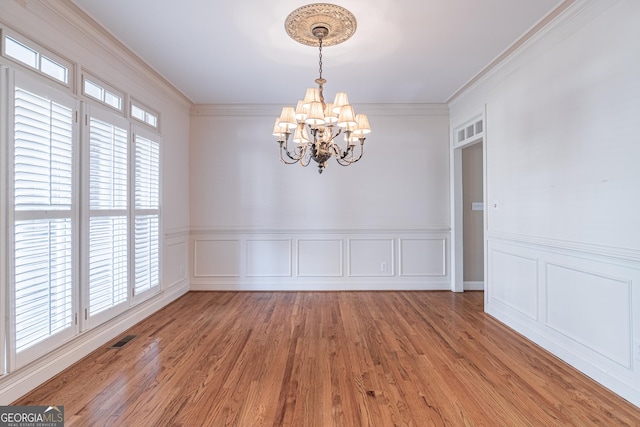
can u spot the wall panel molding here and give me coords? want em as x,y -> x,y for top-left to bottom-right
486,234 -> 640,407
246,239 -> 292,277
297,239 -> 343,277
399,238 -> 447,277
488,231 -> 640,264
193,239 -> 241,277
190,229 -> 450,291
544,262 -> 632,368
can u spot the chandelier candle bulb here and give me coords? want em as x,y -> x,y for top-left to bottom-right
275,3 -> 371,174
272,118 -> 285,142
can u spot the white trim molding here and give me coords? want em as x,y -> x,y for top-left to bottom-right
190,228 -> 451,291
486,233 -> 640,407
190,103 -> 450,118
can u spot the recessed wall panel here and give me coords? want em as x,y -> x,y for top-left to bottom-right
490,249 -> 538,320
546,263 -> 631,368
298,239 -> 342,277
165,241 -> 187,284
194,239 -> 240,277
247,239 -> 291,277
349,239 -> 394,277
400,239 -> 446,276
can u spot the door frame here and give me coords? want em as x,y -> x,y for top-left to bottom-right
450,108 -> 487,295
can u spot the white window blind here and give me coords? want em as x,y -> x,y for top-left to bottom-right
14,219 -> 72,352
133,133 -> 160,297
12,81 -> 75,365
88,116 -> 128,317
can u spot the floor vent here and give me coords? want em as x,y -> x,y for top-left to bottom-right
109,335 -> 137,349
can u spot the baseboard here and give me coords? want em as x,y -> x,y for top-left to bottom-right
0,281 -> 190,405
464,281 -> 484,291
486,301 -> 640,408
190,282 -> 451,291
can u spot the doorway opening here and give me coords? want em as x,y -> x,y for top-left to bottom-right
451,114 -> 486,297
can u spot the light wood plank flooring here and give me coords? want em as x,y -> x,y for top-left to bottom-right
15,291 -> 640,426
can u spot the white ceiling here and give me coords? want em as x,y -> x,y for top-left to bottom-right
70,0 -> 564,105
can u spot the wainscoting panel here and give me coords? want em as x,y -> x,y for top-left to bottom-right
246,239 -> 292,277
190,229 -> 450,290
545,263 -> 631,368
486,232 -> 640,407
399,238 -> 446,276
348,238 -> 395,277
193,239 -> 240,277
489,248 -> 538,320
164,239 -> 188,287
298,239 -> 343,277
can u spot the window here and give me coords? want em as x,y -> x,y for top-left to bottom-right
2,26 -> 163,373
133,130 -> 160,297
3,34 -> 70,85
10,73 -> 77,369
82,74 -> 123,111
131,102 -> 159,129
84,106 -> 129,327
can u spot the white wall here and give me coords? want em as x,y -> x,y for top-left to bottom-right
0,0 -> 191,403
189,104 -> 452,290
450,0 -> 640,406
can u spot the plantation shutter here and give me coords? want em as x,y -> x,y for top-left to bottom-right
87,112 -> 129,322
133,131 -> 160,297
12,77 -> 76,368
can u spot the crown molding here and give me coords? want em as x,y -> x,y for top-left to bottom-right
40,0 -> 192,107
190,103 -> 450,117
447,0 -> 579,105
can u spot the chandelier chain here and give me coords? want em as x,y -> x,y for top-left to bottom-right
318,37 -> 323,80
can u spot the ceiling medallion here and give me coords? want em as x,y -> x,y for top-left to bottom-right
285,3 -> 357,47
274,4 -> 370,174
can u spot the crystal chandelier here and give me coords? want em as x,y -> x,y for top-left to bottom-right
273,4 -> 371,174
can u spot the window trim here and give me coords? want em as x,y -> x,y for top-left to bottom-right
80,102 -> 131,331
130,98 -> 160,131
7,70 -> 80,371
131,125 -> 162,305
0,65 -> 8,375
81,70 -> 125,114
1,27 -> 74,89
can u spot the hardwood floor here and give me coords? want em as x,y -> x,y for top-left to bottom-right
15,291 -> 640,426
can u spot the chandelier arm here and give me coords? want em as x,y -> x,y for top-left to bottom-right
279,142 -> 307,163
300,152 -> 313,167
335,140 -> 365,166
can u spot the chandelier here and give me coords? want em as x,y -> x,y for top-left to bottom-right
273,4 -> 371,174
